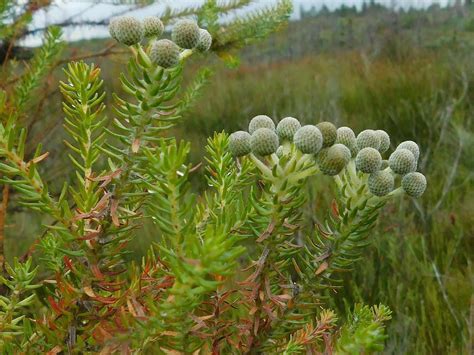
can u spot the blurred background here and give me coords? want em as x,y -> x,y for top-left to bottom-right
1,0 -> 473,353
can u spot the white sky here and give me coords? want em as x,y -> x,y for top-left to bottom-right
23,0 -> 453,46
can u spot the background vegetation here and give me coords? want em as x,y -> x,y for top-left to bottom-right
2,1 -> 473,353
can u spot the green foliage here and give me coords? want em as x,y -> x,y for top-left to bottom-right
336,304 -> 392,354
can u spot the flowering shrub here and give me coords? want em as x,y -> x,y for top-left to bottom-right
0,14 -> 426,353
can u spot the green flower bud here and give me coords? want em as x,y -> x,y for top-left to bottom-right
294,125 -> 323,154
381,159 -> 389,170
336,126 -> 358,156
150,39 -> 180,69
172,19 -> 200,49
196,29 -> 212,52
316,121 -> 337,147
277,117 -> 301,142
248,115 -> 275,135
389,148 -> 416,175
397,140 -> 420,161
251,128 -> 279,156
376,130 -> 391,153
112,16 -> 144,46
356,147 -> 382,173
357,129 -> 381,150
109,17 -> 119,40
318,144 -> 351,176
368,170 -> 395,196
229,131 -> 251,157
143,17 -> 164,38
402,172 -> 427,198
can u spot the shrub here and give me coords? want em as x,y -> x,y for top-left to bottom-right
0,13 -> 428,354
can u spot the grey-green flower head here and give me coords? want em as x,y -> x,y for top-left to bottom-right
196,29 -> 212,52
251,128 -> 279,156
402,172 -> 427,198
294,125 -> 323,154
389,148 -> 417,175
397,141 -> 420,161
172,19 -> 200,49
356,147 -> 382,174
316,122 -> 337,148
229,131 -> 251,157
112,16 -> 144,46
376,130 -> 391,153
150,39 -> 180,69
143,17 -> 164,38
318,144 -> 351,176
336,126 -> 358,156
357,129 -> 381,150
368,170 -> 395,196
248,115 -> 275,135
109,17 -> 119,40
381,159 -> 389,170
277,117 -> 301,142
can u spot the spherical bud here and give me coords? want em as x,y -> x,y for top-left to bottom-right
172,19 -> 200,49
376,130 -> 391,153
316,122 -> 337,147
357,129 -> 381,150
143,17 -> 164,38
368,170 -> 395,197
294,125 -> 323,154
277,117 -> 301,142
248,115 -> 275,135
381,160 -> 389,170
402,172 -> 427,198
276,146 -> 285,158
113,16 -> 144,46
229,131 -> 251,157
397,140 -> 420,161
196,29 -> 212,52
150,39 -> 180,69
109,17 -> 119,40
355,147 -> 382,174
336,126 -> 358,156
318,144 -> 351,176
389,148 -> 417,175
251,128 -> 279,156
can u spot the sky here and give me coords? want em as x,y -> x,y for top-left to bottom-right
23,0 -> 453,46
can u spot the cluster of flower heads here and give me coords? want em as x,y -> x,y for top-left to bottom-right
229,115 -> 427,198
109,16 -> 212,68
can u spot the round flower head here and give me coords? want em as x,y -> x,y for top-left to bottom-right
251,128 -> 279,156
143,17 -> 164,38
172,19 -> 200,49
376,130 -> 391,153
113,16 -> 144,46
381,159 -> 389,170
293,125 -> 323,154
150,39 -> 180,68
277,117 -> 301,142
397,141 -> 420,161
229,131 -> 251,157
318,144 -> 351,176
316,122 -> 337,147
248,115 -> 275,135
368,170 -> 395,197
336,126 -> 358,156
109,17 -> 119,40
402,172 -> 427,198
389,148 -> 417,175
357,130 -> 381,150
196,29 -> 212,52
355,147 -> 382,174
